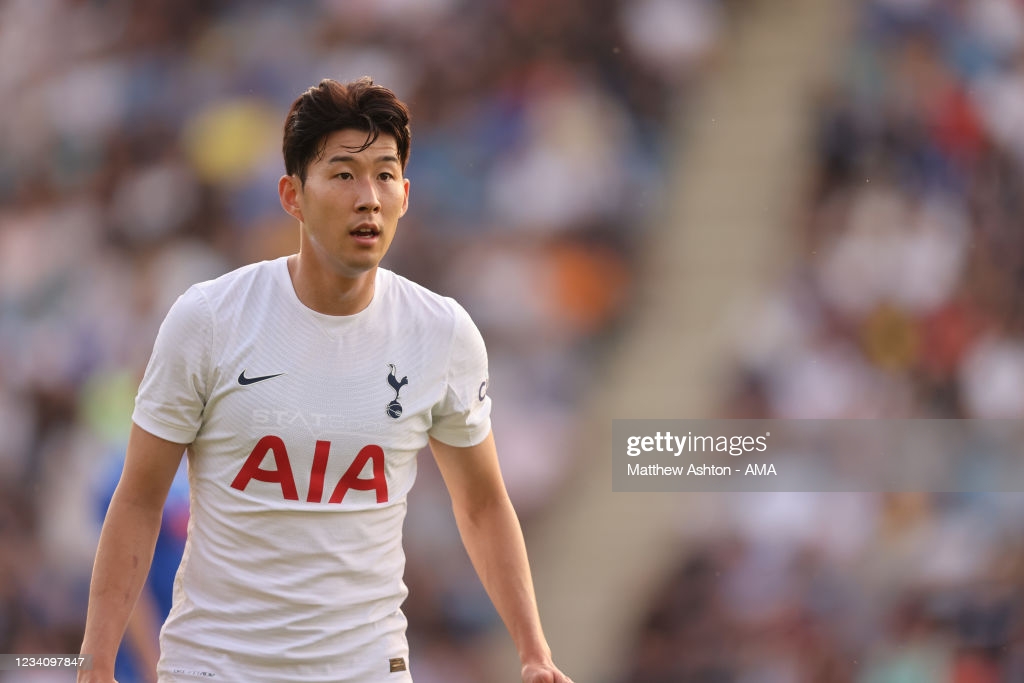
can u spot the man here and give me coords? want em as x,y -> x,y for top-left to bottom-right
79,77 -> 571,683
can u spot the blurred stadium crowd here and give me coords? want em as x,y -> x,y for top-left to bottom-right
9,0 -> 1024,681
0,0 -> 732,681
622,0 -> 1024,681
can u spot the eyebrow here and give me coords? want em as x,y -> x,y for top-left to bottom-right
326,154 -> 400,165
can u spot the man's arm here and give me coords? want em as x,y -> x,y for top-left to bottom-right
429,431 -> 572,683
78,424 -> 187,683
122,585 -> 162,683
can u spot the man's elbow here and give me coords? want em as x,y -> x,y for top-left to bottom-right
452,486 -> 514,526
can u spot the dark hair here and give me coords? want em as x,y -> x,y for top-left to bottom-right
282,77 -> 411,183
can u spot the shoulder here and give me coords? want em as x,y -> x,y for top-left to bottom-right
158,259 -> 284,339
188,258 -> 282,309
377,268 -> 472,328
377,270 -> 487,369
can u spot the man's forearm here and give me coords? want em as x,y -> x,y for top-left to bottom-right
125,586 -> 163,683
78,495 -> 164,681
452,492 -> 553,667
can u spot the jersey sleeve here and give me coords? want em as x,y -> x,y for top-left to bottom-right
428,303 -> 492,447
132,285 -> 213,444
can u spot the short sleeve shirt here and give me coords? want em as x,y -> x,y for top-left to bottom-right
133,258 -> 491,683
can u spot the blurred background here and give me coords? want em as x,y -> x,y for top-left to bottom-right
3,0 -> 1024,681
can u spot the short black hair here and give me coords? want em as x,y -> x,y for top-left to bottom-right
282,77 -> 411,183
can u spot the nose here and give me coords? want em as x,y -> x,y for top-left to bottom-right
355,178 -> 381,214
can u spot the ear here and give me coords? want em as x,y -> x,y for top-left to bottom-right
278,175 -> 304,223
399,177 -> 410,218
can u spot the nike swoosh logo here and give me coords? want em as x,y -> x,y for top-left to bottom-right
238,371 -> 284,386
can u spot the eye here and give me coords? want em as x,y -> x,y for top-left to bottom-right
336,172 -> 353,180
378,172 -> 394,181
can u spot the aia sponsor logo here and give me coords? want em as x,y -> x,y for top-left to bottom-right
230,436 -> 388,504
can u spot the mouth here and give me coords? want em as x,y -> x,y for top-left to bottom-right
350,224 -> 381,242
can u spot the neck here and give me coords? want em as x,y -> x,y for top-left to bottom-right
286,254 -> 377,316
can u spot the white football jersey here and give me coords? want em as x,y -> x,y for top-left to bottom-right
132,257 -> 491,683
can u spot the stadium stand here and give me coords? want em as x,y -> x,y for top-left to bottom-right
613,0 -> 1024,681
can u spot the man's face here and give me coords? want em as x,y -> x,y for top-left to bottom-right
282,128 -> 409,278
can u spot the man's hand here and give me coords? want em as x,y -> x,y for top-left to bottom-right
522,661 -> 573,683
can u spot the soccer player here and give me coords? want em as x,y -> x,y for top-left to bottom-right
78,77 -> 571,683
